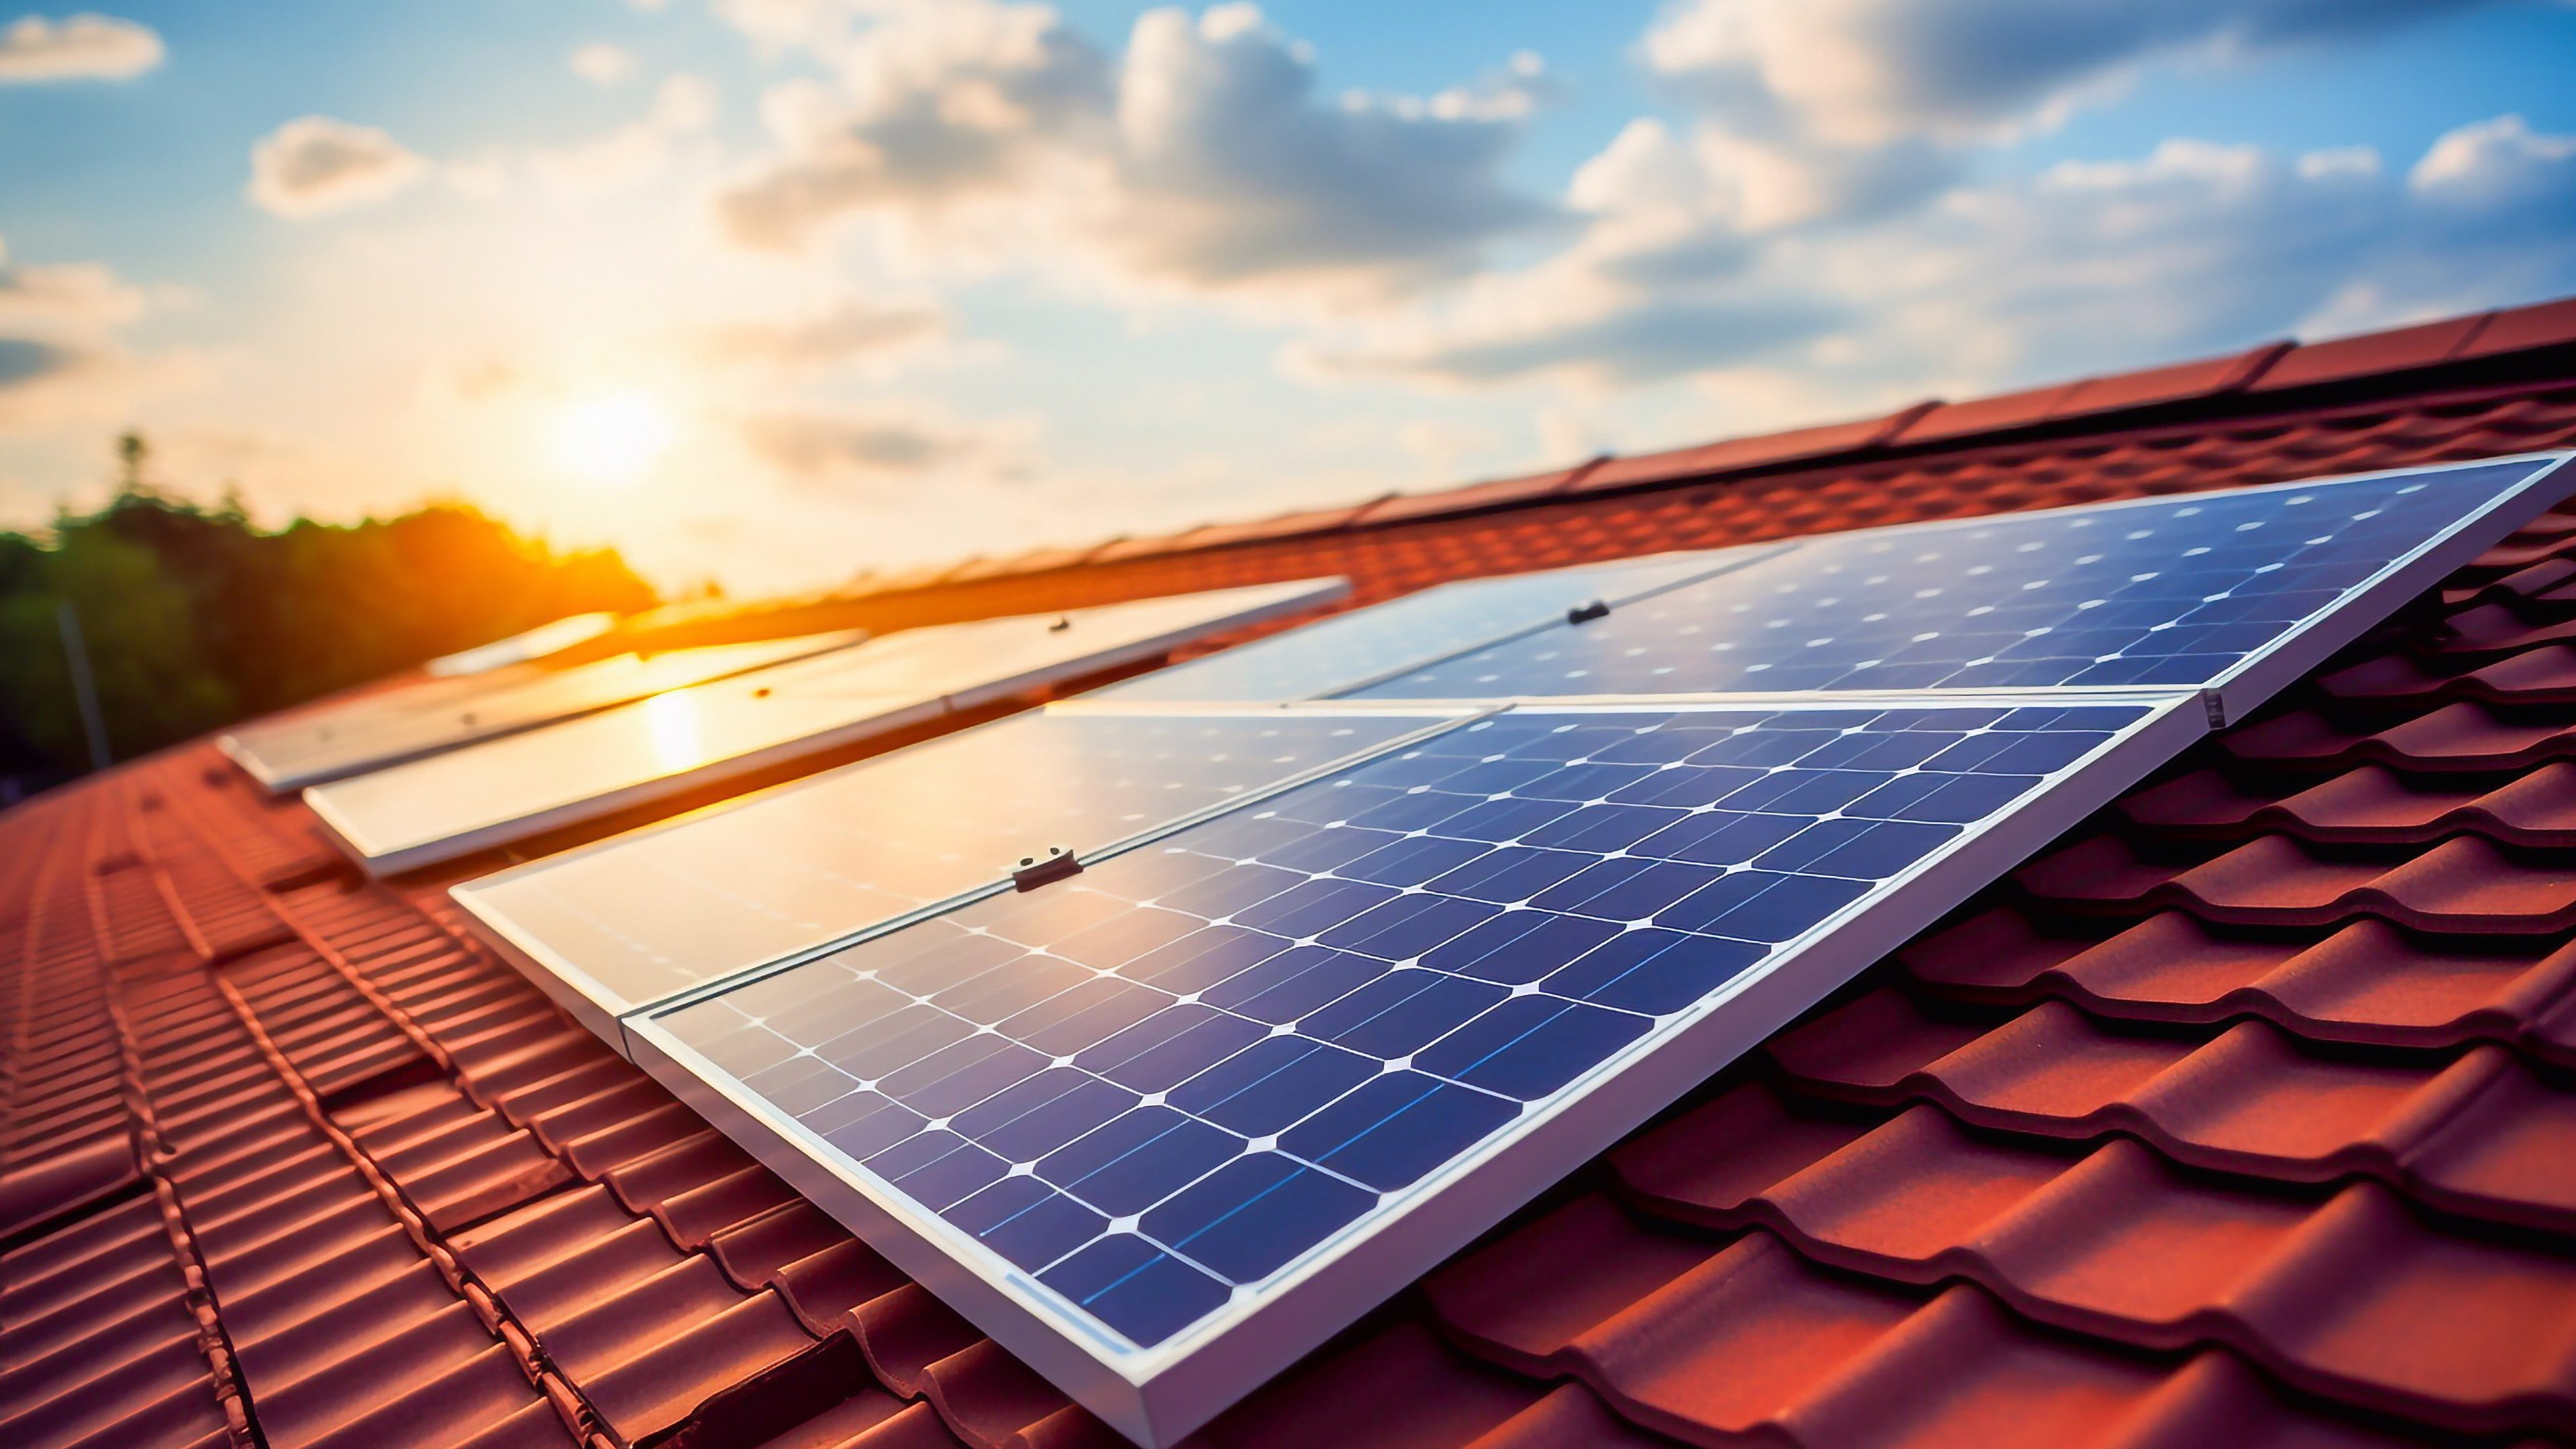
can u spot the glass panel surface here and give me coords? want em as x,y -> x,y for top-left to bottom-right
657,700 -> 2155,1350
1099,549 -> 1759,702
456,710 -> 1442,1015
1354,462 -> 2548,698
315,580 -> 1346,873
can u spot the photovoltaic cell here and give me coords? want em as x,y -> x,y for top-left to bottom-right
1095,546 -> 1776,704
636,696 -> 2194,1438
453,708 -> 1451,1046
316,579 -> 1346,877
1353,460 -> 2558,706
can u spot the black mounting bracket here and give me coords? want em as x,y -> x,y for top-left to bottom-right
1012,845 -> 1083,890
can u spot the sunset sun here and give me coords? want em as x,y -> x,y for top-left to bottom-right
554,391 -> 674,485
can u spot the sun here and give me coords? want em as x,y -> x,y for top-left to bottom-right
555,391 -> 676,485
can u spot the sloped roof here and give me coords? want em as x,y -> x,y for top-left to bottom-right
7,295 -> 2576,1449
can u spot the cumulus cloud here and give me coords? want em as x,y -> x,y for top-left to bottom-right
247,116 -> 427,218
0,12 -> 162,83
570,42 -> 637,85
694,297 -> 950,369
714,1 -> 1111,248
1305,114 -> 2576,392
1642,0 -> 2487,146
714,2 -> 1550,305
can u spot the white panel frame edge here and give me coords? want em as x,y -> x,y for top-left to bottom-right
625,688 -> 2208,1446
453,703 -> 1483,1057
311,578 -> 1352,878
2195,451 -> 2573,722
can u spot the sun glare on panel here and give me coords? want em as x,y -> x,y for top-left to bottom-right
555,391 -> 675,485
642,689 -> 706,771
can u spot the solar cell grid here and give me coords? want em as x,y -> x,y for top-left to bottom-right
653,700 -> 2157,1353
453,708 -> 1448,1044
1096,546 -> 1775,703
1354,459 -> 2550,702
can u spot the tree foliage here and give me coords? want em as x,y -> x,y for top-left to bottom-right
1,440 -> 657,787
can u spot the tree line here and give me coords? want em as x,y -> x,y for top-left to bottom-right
1,436 -> 657,794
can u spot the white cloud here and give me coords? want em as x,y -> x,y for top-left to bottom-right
1303,115 -> 2576,394
0,12 -> 162,83
1096,5 -> 1550,299
0,233 -> 162,430
714,1 -> 1111,249
570,42 -> 637,86
247,116 -> 428,218
1641,0 -> 2485,146
713,2 -> 1549,307
2410,112 -> 2576,215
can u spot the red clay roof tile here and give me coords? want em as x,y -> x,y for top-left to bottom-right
2465,296 -> 2576,360
1892,383 -> 2086,445
1572,400 -> 1940,493
1350,461 -> 1598,527
2253,314 -> 2496,392
10,298 -> 2576,1449
2050,342 -> 2292,419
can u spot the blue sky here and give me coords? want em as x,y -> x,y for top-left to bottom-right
3,1 -> 2573,592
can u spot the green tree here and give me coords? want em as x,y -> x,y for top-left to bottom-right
1,437 -> 659,788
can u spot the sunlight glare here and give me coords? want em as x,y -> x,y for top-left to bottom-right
555,391 -> 675,485
642,689 -> 706,771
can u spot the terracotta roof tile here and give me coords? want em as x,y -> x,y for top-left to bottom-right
2253,315 -> 2496,392
1573,400 -> 1939,494
1351,462 -> 1598,527
2465,297 -> 2576,360
9,298 -> 2576,1449
2048,342 -> 2292,420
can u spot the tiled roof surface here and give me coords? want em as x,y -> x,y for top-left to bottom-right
7,298 -> 2576,1449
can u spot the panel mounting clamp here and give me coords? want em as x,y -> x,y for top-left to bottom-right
1566,598 -> 1611,625
1012,845 -> 1083,890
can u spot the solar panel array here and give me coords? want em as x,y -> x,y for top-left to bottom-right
1355,460 -> 2543,705
456,708 -> 1452,1044
651,700 -> 2167,1347
223,629 -> 868,792
445,452 -> 2571,1446
1098,545 -> 1777,703
309,578 -> 1347,876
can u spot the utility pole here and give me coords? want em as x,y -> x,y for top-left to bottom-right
55,600 -> 112,773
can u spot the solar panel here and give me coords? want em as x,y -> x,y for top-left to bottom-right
625,694 -> 2204,1444
221,630 -> 869,793
425,610 -> 617,677
1353,456 -> 2573,720
462,451 -> 2575,1446
310,579 -> 1346,877
452,706 -> 1462,1049
1095,545 -> 1781,703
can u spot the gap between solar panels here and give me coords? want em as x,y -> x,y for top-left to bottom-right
448,451 -> 2572,1446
